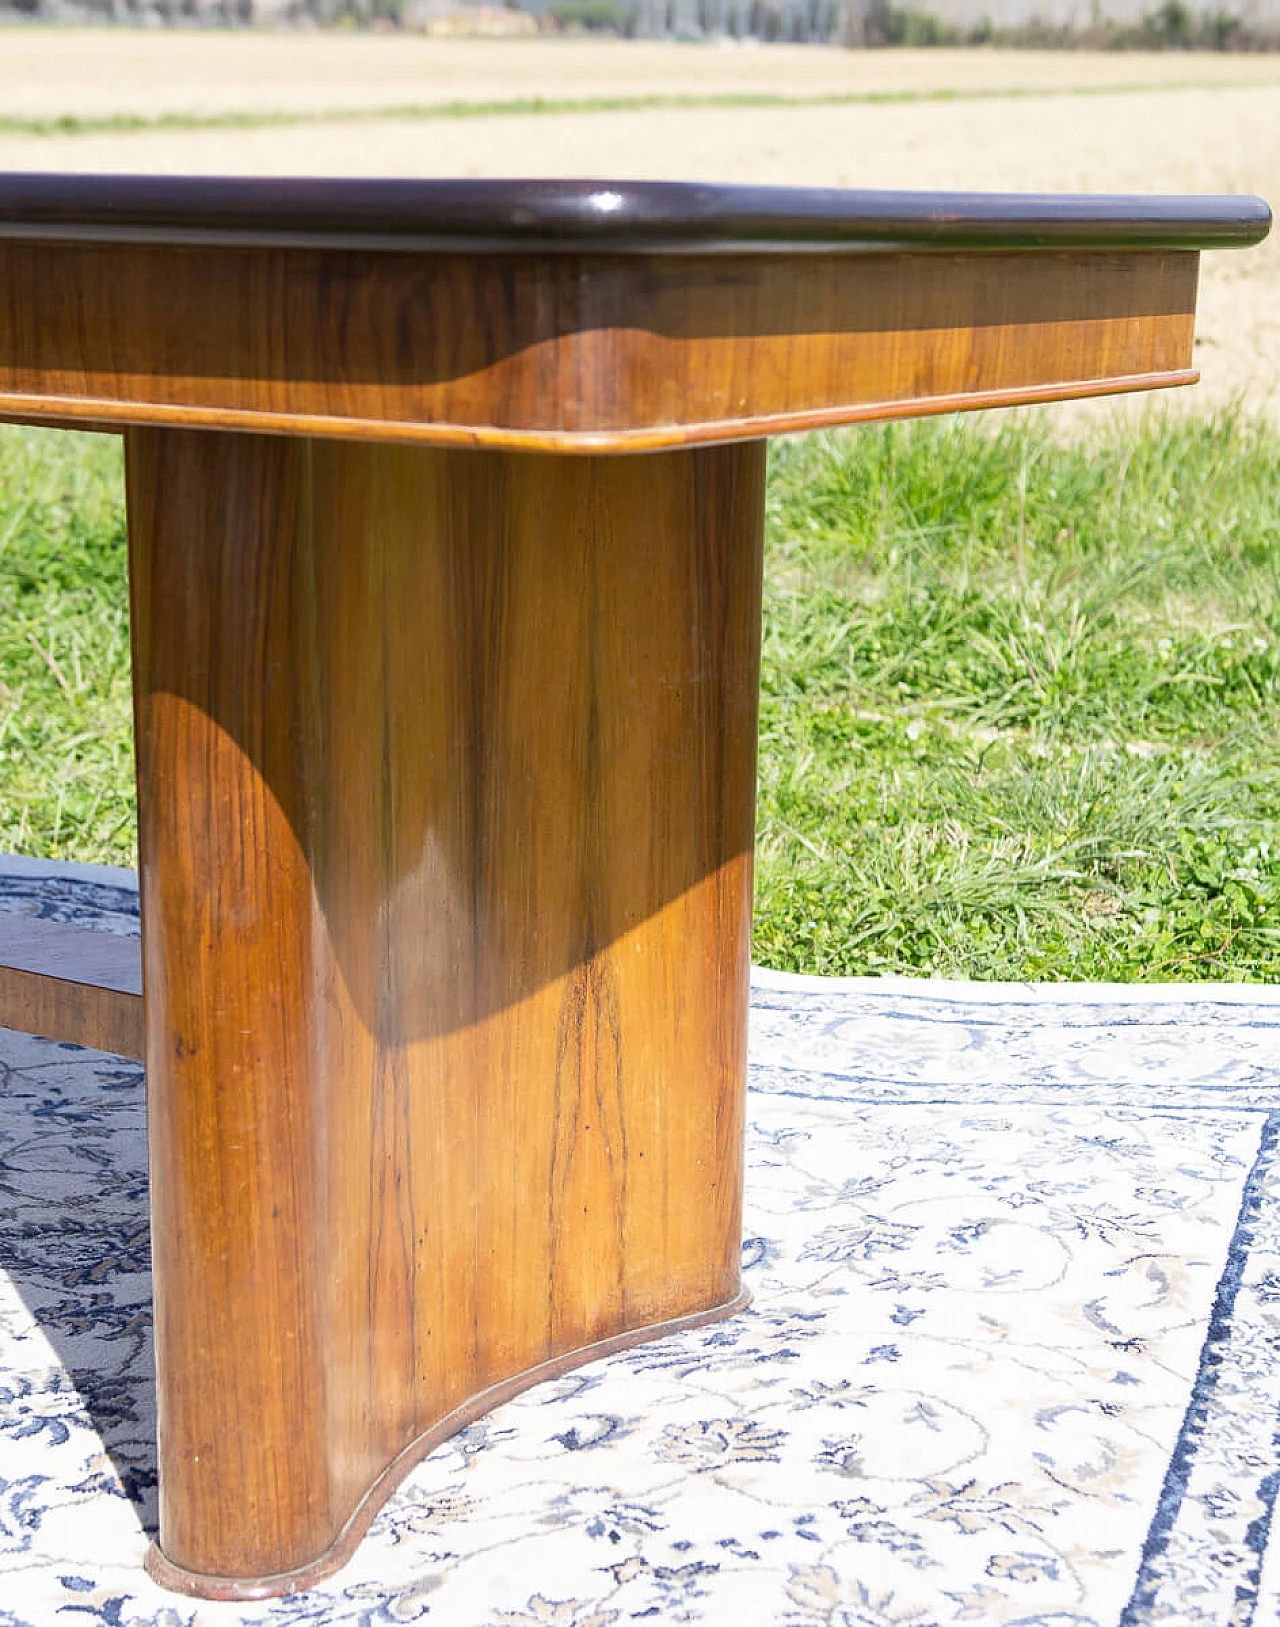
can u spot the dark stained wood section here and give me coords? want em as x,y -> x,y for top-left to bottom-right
0,175 -> 1268,251
127,428 -> 763,1593
0,241 -> 1203,450
0,175 -> 1269,1600
0,914 -> 143,1058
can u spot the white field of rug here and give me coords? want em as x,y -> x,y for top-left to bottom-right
2,853 -> 1279,1627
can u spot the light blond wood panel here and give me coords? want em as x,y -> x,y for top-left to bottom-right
0,914 -> 143,1058
0,242 -> 1198,449
126,428 -> 762,1596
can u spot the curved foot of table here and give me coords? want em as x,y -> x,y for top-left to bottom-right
144,1287 -> 752,1602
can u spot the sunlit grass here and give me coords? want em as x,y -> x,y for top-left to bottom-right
0,429 -> 133,863
2,411 -> 1279,979
755,409 -> 1280,979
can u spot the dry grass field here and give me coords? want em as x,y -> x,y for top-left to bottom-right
0,34 -> 1277,120
0,33 -> 1274,416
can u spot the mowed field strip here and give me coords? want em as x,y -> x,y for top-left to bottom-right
0,35 -> 1274,416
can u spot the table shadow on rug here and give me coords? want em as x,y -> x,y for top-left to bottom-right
0,1026 -> 157,1536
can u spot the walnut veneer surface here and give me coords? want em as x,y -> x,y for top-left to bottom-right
0,176 -> 1269,1599
0,177 -> 1268,451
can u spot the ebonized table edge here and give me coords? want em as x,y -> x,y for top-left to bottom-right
0,176 -> 1268,254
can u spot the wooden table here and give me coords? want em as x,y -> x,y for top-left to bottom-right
0,176 -> 1269,1600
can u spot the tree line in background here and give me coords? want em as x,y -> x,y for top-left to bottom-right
0,0 -> 1275,53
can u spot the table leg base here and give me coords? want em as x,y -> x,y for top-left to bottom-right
143,1285 -> 751,1601
126,430 -> 765,1595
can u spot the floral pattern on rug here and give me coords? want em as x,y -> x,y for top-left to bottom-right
1,861 -> 1279,1627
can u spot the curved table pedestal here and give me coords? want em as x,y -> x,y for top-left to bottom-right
126,432 -> 764,1597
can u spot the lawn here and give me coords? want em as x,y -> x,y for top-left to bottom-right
2,412 -> 1278,981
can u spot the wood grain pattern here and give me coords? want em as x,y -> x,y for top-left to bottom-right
145,1286 -> 751,1601
0,914 -> 143,1058
0,367 -> 1202,454
0,242 -> 1199,450
126,427 -> 764,1594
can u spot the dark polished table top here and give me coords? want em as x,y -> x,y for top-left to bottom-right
0,174 -> 1269,252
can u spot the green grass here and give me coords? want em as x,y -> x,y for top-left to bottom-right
2,411 -> 1279,980
0,429 -> 133,863
4,74 -> 1277,139
757,409 -> 1280,980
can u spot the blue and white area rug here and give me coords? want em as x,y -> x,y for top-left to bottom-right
3,854 -> 1280,1627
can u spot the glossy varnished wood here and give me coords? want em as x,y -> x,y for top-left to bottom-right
0,175 -> 1268,252
0,243 -> 1203,449
127,428 -> 764,1594
0,914 -> 143,1057
0,176 -> 1269,1601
